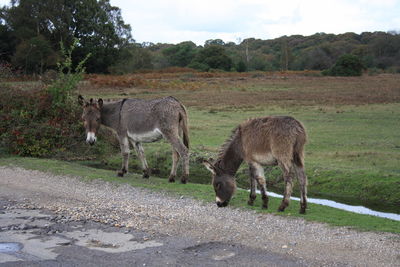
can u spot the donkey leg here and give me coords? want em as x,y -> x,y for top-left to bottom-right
278,163 -> 293,212
247,168 -> 257,206
133,142 -> 150,178
250,162 -> 269,209
295,166 -> 308,214
168,150 -> 179,183
118,137 -> 130,177
164,132 -> 189,184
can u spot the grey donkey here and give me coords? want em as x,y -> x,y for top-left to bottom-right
78,95 -> 190,183
203,116 -> 308,214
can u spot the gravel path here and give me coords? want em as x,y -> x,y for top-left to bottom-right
0,166 -> 399,266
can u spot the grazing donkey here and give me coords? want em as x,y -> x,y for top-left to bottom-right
203,116 -> 308,214
78,95 -> 190,183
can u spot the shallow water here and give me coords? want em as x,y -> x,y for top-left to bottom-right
254,190 -> 400,221
0,242 -> 22,253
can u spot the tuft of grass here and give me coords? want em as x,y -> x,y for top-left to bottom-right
0,156 -> 399,234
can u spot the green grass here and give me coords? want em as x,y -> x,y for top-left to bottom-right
62,102 -> 400,213
0,156 -> 399,234
103,103 -> 399,211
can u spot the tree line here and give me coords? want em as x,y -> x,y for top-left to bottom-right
1,0 -> 400,75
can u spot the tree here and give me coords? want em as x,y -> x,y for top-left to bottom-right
109,43 -> 153,73
0,23 -> 16,62
1,0 -> 132,73
162,41 -> 197,67
204,39 -> 225,47
12,35 -> 57,73
190,45 -> 232,71
323,54 -> 364,76
236,60 -> 247,72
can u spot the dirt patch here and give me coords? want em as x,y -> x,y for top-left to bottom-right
81,73 -> 400,108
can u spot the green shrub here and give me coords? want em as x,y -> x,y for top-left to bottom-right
47,39 -> 90,111
236,61 -> 247,72
323,54 -> 364,76
0,41 -> 108,158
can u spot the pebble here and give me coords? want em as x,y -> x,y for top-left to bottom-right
1,166 -> 399,267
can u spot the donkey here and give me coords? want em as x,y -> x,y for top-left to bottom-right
78,95 -> 190,183
203,116 -> 308,214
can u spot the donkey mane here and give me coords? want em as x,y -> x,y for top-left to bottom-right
216,126 -> 241,161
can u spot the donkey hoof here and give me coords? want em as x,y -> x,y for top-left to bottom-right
142,173 -> 150,179
299,208 -> 306,214
180,176 -> 188,184
117,172 -> 124,177
278,206 -> 286,212
168,176 -> 175,183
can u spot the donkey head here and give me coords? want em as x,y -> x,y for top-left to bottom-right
202,159 -> 236,207
78,95 -> 103,145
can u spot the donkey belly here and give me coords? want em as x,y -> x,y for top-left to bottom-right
127,128 -> 163,143
251,153 -> 278,166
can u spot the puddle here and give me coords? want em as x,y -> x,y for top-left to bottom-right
251,190 -> 400,221
64,229 -> 163,253
0,242 -> 22,253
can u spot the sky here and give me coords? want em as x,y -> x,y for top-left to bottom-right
1,0 -> 399,45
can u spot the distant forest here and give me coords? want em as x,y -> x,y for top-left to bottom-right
1,0 -> 400,74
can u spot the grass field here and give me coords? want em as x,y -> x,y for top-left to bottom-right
75,72 -> 400,213
2,72 -> 400,229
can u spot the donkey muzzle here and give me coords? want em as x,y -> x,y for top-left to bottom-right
216,201 -> 229,207
216,197 -> 229,207
86,132 -> 97,145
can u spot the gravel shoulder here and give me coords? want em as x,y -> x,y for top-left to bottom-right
0,166 -> 399,266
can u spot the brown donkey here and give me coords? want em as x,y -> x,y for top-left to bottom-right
203,116 -> 308,213
79,95 -> 190,183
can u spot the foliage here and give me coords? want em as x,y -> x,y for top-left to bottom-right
12,35 -> 58,74
322,54 -> 364,76
0,23 -> 16,62
190,45 -> 233,71
47,39 -> 90,110
0,41 -> 92,157
162,41 -> 197,67
109,43 -> 153,74
1,0 -> 132,73
2,0 -> 400,74
236,60 -> 247,72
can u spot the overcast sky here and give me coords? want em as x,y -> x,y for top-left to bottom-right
1,0 -> 399,45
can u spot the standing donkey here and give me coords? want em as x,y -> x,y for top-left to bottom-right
78,95 -> 190,183
203,116 -> 308,213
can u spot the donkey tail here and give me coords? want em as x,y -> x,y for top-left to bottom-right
179,104 -> 190,149
293,127 -> 307,168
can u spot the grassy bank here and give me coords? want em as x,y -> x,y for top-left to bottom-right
2,74 -> 399,217
0,156 -> 399,234
76,103 -> 400,213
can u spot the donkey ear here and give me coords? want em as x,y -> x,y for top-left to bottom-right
215,182 -> 222,190
202,159 -> 216,175
98,98 -> 103,109
78,95 -> 85,106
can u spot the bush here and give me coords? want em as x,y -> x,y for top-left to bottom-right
0,41 -> 107,158
323,54 -> 364,76
0,85 -> 81,157
236,61 -> 247,72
